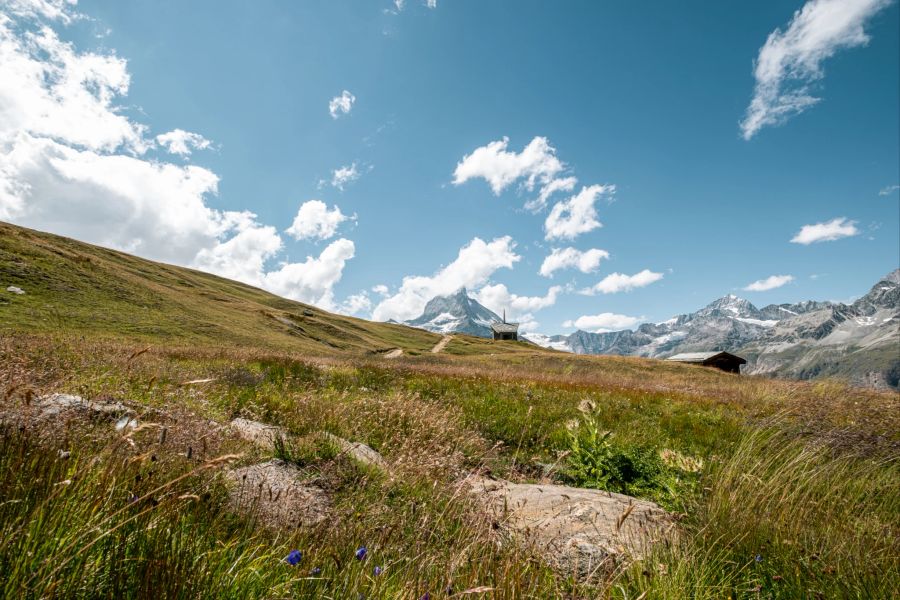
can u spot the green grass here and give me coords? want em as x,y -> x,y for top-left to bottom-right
1,223 -> 898,597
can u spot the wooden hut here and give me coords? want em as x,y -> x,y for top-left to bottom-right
666,351 -> 746,374
491,310 -> 519,341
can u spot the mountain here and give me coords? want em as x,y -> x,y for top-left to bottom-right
405,288 -> 501,337
741,270 -> 900,389
525,271 -> 899,390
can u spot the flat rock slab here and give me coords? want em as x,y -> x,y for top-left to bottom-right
468,476 -> 674,581
38,393 -> 134,421
319,432 -> 388,470
230,418 -> 388,471
229,417 -> 289,451
226,459 -> 330,529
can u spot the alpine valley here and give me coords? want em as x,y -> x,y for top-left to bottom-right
404,270 -> 900,390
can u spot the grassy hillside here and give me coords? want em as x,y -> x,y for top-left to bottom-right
1,222 -> 898,598
0,221 -> 536,356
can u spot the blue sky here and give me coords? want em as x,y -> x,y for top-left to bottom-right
1,0 -> 898,333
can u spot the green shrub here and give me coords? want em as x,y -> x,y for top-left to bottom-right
564,414 -> 697,510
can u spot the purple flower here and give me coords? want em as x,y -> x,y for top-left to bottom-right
419,594 -> 430,600
309,567 -> 321,576
374,565 -> 383,576
355,546 -> 367,561
755,554 -> 762,563
285,549 -> 302,566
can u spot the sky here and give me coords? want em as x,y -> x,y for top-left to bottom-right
1,0 -> 898,335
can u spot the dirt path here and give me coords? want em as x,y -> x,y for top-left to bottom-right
384,348 -> 403,359
430,335 -> 453,354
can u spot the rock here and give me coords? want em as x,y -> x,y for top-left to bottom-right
319,432 -> 388,470
6,286 -> 25,295
467,476 -> 674,581
229,417 -> 290,451
226,459 -> 330,529
38,393 -> 134,421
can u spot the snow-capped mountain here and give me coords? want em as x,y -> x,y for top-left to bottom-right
405,287 -> 501,337
741,269 -> 899,389
405,271 -> 899,390
527,270 -> 898,390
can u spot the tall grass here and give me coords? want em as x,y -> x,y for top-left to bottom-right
618,426 -> 900,598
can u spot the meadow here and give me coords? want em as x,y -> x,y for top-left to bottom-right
1,333 -> 897,599
1,223 -> 898,598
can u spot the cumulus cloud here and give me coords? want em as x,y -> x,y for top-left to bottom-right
329,90 -> 356,119
156,129 -> 212,156
338,290 -> 372,316
544,184 -> 612,240
740,0 -> 891,139
372,236 -> 520,322
263,239 -> 356,309
582,269 -> 663,295
563,313 -> 643,332
285,200 -> 351,241
1,0 -> 80,24
331,163 -> 360,190
0,6 -> 356,311
371,284 -> 390,296
790,217 -> 859,244
539,247 -> 609,278
743,274 -> 795,292
475,283 -> 562,321
452,136 -> 566,197
525,175 -> 577,212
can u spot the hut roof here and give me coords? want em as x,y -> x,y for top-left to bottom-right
490,322 -> 520,334
666,351 -> 746,364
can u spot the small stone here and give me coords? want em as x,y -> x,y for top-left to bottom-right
6,285 -> 25,295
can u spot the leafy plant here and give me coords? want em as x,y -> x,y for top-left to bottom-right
564,414 -> 697,510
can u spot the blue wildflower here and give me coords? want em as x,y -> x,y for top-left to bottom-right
755,554 -> 762,563
374,565 -> 383,576
355,546 -> 367,561
285,549 -> 302,566
419,593 -> 430,600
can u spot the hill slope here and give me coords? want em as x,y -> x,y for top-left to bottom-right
0,222 -> 535,356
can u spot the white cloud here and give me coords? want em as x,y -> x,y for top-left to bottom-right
285,200 -> 351,241
0,7 -> 357,312
426,0 -> 437,8
539,247 -> 609,278
329,90 -> 356,119
743,274 -> 795,292
563,313 -> 643,333
474,283 -> 562,320
394,0 -> 405,9
371,284 -> 390,296
452,136 -> 566,197
525,175 -> 577,212
156,129 -> 212,156
582,269 -> 663,295
339,290 -> 372,316
263,239 -> 356,309
544,184 -> 611,240
331,163 -> 360,190
0,0 -> 80,24
790,217 -> 859,244
878,184 -> 899,196
740,0 -> 891,140
372,236 -> 520,322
